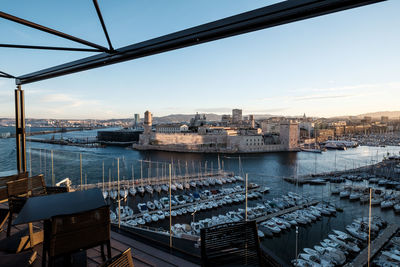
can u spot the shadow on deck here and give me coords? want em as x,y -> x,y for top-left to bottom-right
0,207 -> 199,267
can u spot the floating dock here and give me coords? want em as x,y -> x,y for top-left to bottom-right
118,187 -> 263,221
344,223 -> 400,267
74,171 -> 234,190
256,200 -> 319,223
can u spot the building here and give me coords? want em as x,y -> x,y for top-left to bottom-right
135,110 -> 299,153
156,124 -> 189,133
221,114 -> 232,126
316,129 -> 335,142
362,116 -> 372,123
299,121 -> 315,137
249,115 -> 255,128
134,113 -> 140,127
260,120 -> 280,134
232,109 -> 242,124
381,116 -> 389,123
190,113 -> 207,128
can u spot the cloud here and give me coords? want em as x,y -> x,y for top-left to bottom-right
294,94 -> 355,101
40,93 -> 100,108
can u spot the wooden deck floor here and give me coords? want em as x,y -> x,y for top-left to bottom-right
0,206 -> 199,267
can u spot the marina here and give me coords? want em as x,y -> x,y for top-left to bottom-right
0,1 -> 399,266
1,126 -> 400,266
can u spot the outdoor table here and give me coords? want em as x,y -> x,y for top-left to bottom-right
13,188 -> 106,249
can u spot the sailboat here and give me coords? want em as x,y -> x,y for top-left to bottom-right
138,160 -> 145,195
145,184 -> 154,194
120,186 -> 128,201
129,165 -> 136,196
102,162 -> 108,199
184,161 -> 190,189
154,184 -> 162,194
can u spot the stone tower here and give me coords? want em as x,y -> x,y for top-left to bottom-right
249,114 -> 255,128
144,110 -> 152,134
280,120 -> 299,151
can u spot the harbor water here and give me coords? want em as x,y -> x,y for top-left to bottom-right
1,126 -> 400,264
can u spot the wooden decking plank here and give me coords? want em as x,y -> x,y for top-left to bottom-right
111,231 -> 199,267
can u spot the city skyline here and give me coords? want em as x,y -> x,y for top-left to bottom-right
1,0 -> 399,119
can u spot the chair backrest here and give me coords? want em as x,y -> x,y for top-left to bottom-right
0,173 -> 28,202
29,174 -> 47,196
101,248 -> 134,267
47,206 -> 110,258
201,220 -> 262,267
6,178 -> 29,214
7,178 -> 29,198
0,172 -> 29,187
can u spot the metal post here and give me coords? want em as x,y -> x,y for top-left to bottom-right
368,188 -> 372,267
51,150 -> 54,186
245,173 -> 248,221
29,146 -> 32,175
295,226 -> 299,259
118,158 -> 121,228
192,210 -> 197,225
169,164 -> 172,248
15,86 -> 26,173
102,161 -> 105,192
80,153 -> 83,190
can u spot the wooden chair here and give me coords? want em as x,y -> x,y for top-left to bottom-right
29,174 -> 47,196
6,178 -> 29,237
201,220 -> 263,267
0,172 -> 29,232
101,248 -> 134,267
29,174 -> 69,196
0,208 -> 9,233
43,206 -> 111,267
0,172 -> 29,188
0,172 -> 29,206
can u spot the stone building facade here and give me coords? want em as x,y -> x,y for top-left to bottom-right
135,111 -> 299,153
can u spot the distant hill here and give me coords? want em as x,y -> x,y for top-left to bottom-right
152,113 -> 221,123
330,111 -> 400,120
152,113 -> 278,123
356,111 -> 400,119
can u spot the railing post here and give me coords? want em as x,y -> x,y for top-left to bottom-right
15,85 -> 26,173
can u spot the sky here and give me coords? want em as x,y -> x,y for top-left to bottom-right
0,0 -> 399,119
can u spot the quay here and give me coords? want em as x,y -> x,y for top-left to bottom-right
256,200 -> 319,223
27,137 -> 102,148
283,160 -> 386,184
10,126 -> 105,138
344,223 -> 400,267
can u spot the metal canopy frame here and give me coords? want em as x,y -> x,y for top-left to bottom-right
0,0 -> 385,85
0,0 -> 386,174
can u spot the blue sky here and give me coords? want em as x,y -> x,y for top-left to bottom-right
0,0 -> 399,119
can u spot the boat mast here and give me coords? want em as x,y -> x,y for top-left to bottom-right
102,161 -> 105,192
245,173 -> 248,221
80,153 -> 82,190
117,158 -> 120,228
169,164 -> 172,248
140,160 -> 143,187
132,164 -> 135,188
108,168 -> 111,192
